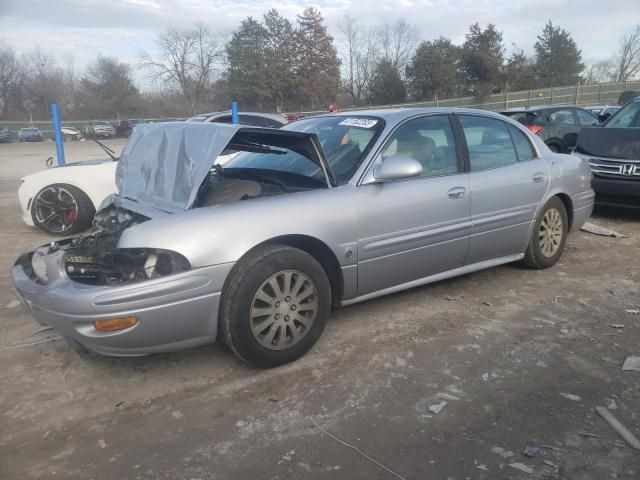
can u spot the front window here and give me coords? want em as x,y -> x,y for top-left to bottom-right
605,101 -> 640,128
548,109 -> 575,125
224,115 -> 383,185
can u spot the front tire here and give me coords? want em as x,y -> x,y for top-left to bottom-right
220,245 -> 331,368
31,184 -> 95,235
522,197 -> 568,269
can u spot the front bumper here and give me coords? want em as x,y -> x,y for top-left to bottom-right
11,246 -> 235,356
592,175 -> 640,209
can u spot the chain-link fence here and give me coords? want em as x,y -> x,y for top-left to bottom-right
1,79 -> 639,140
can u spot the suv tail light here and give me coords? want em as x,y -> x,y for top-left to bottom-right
527,125 -> 544,134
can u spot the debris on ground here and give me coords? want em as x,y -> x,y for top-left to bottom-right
522,442 -> 540,457
577,431 -> 603,439
5,300 -> 20,309
608,324 -> 625,329
508,462 -> 533,474
580,222 -> 626,238
491,446 -> 515,459
625,308 -> 640,314
482,300 -> 493,306
560,393 -> 582,401
595,406 -> 640,450
622,355 -> 640,372
607,399 -> 618,410
428,401 -> 448,415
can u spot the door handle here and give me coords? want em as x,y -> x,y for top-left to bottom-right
532,172 -> 546,183
447,187 -> 466,199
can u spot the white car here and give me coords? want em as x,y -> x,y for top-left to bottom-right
19,159 -> 118,235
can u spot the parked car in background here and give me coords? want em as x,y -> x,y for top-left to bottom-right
19,127 -> 44,142
115,119 -> 144,137
618,90 -> 640,105
499,105 -> 600,153
584,105 -> 620,122
19,115 -> 277,235
61,126 -> 83,141
11,109 -> 594,365
284,112 -> 305,122
84,120 -> 116,138
0,127 -> 12,143
574,96 -> 640,209
187,111 -> 287,128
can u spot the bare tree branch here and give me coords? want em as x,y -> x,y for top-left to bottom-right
612,25 -> 640,82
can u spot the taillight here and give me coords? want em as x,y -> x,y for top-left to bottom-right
527,125 -> 544,134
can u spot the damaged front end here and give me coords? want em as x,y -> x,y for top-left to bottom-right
20,207 -> 190,287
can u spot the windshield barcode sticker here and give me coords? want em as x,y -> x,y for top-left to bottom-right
338,118 -> 378,128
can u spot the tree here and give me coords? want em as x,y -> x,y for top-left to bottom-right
583,60 -> 614,84
368,58 -> 406,105
502,46 -> 536,91
294,7 -> 340,109
534,21 -> 583,87
461,23 -> 504,98
376,18 -> 419,79
140,24 -> 224,113
78,55 -> 141,117
225,17 -> 269,109
611,25 -> 640,82
23,49 -> 67,119
338,16 -> 378,107
406,37 -> 460,101
0,41 -> 26,120
262,9 -> 296,111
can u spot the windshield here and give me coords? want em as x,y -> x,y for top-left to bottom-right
187,115 -> 210,122
605,101 -> 640,128
224,115 -> 383,185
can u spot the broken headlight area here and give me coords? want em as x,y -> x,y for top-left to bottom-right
65,248 -> 190,285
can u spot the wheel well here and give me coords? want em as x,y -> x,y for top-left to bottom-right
545,139 -> 563,151
260,235 -> 344,305
555,193 -> 574,230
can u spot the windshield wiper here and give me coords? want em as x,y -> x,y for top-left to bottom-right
226,140 -> 287,155
93,139 -> 118,162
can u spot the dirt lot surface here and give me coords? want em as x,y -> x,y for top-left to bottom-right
1,140 -> 639,479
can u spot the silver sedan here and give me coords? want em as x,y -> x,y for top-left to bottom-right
11,108 -> 595,367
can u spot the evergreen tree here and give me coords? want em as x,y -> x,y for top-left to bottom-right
226,17 -> 268,108
263,9 -> 296,112
368,58 -> 406,105
294,7 -> 340,109
406,37 -> 460,101
461,23 -> 504,98
534,21 -> 584,86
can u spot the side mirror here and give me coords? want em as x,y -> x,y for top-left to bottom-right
371,155 -> 423,182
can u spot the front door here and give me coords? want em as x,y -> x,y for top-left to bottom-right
356,114 -> 471,295
455,114 -> 549,264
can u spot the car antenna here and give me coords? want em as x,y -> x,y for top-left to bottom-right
93,138 -> 118,161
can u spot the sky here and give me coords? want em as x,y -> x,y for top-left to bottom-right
1,0 -> 639,88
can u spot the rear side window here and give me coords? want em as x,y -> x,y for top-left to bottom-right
458,115 -> 518,171
502,111 -> 537,126
508,125 -> 536,161
381,115 -> 459,177
548,109 -> 575,125
576,109 -> 599,126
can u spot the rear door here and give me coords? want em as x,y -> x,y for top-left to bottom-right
455,114 -> 548,264
356,114 -> 471,295
547,108 -> 580,151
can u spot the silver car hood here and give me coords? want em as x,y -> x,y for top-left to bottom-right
115,122 -> 332,214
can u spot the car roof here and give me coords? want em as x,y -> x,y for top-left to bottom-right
307,107 -> 527,124
194,111 -> 287,121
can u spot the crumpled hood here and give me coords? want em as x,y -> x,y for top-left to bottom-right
116,122 -> 242,212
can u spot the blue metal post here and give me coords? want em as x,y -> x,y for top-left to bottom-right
50,103 -> 65,166
231,101 -> 239,124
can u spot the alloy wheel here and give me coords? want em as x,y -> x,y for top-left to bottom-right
539,207 -> 563,257
249,270 -> 318,351
33,186 -> 79,234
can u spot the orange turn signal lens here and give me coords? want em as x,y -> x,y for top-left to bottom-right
93,316 -> 138,332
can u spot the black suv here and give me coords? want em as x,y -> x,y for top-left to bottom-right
575,97 -> 640,208
500,105 -> 600,153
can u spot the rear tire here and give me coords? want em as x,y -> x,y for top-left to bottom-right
522,196 -> 568,269
547,143 -> 561,153
220,244 -> 331,368
31,183 -> 95,236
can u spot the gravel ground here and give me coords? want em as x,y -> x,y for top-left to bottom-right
0,140 -> 639,479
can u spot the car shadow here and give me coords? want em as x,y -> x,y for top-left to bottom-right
592,205 -> 640,222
